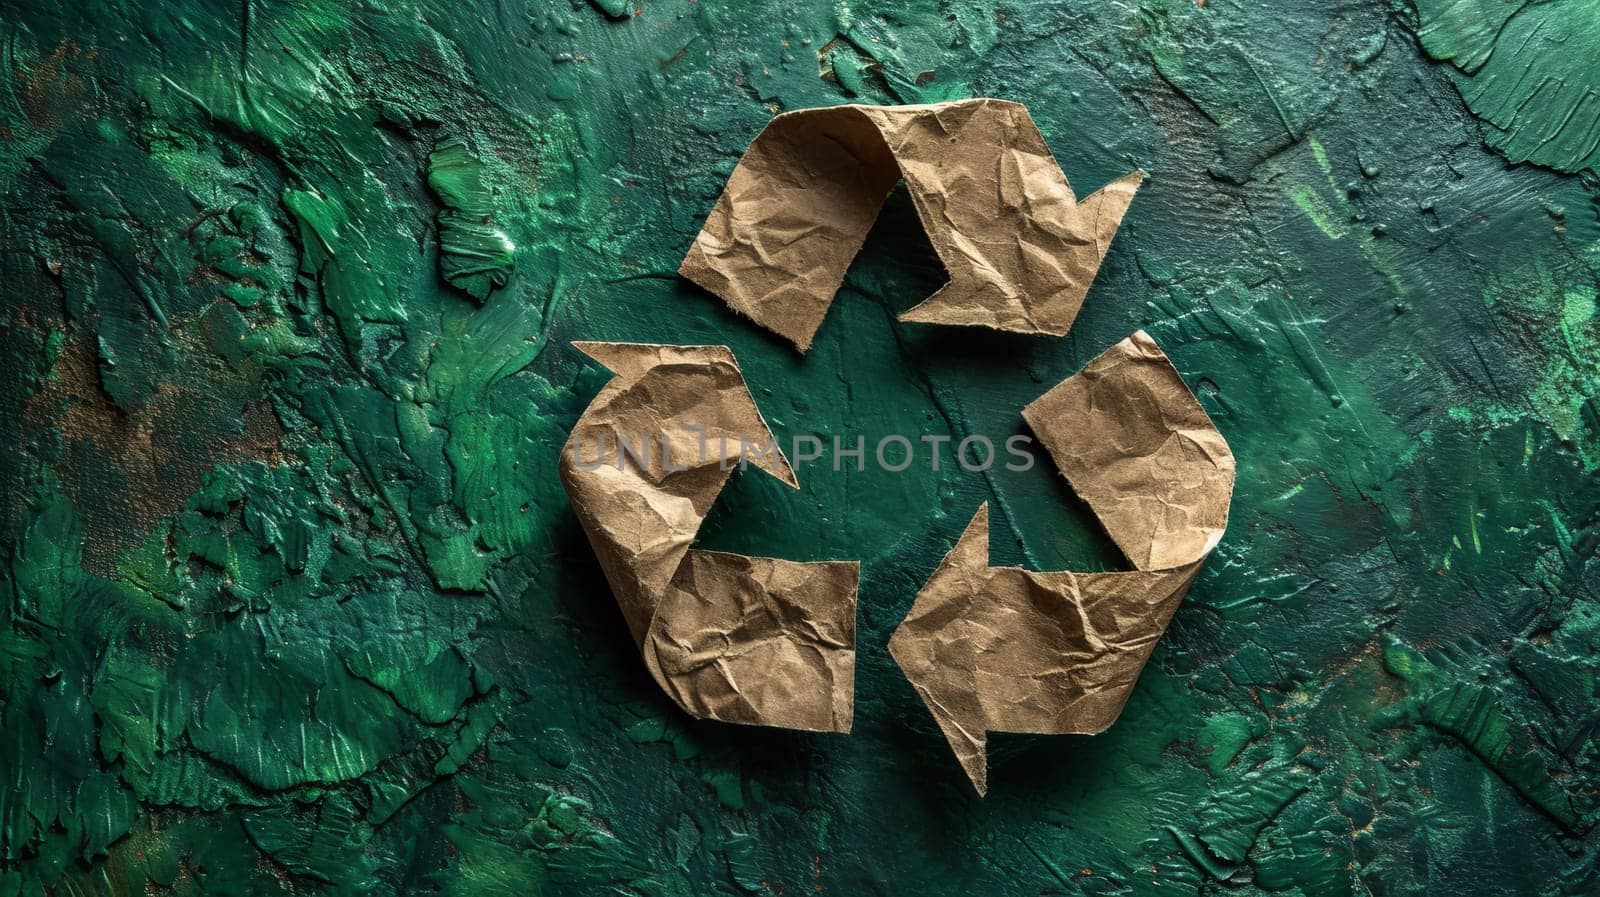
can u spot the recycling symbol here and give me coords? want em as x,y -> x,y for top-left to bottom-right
560,99 -> 1235,794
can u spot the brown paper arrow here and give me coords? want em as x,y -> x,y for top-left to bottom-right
559,342 -> 858,732
679,98 -> 1142,352
888,331 -> 1235,794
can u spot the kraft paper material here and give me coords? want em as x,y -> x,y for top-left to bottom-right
680,98 -> 1142,351
560,342 -> 857,732
889,331 -> 1235,793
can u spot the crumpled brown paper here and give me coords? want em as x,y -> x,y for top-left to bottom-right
679,98 -> 1142,351
889,331 -> 1234,794
560,342 -> 857,732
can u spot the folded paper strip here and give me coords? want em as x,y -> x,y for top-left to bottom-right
559,342 -> 858,732
888,331 -> 1235,794
679,98 -> 1142,351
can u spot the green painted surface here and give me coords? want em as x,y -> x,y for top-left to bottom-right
1,0 -> 1598,894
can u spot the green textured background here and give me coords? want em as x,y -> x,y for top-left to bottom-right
2,0 -> 1598,894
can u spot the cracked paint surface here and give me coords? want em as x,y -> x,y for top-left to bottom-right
1,0 -> 1598,894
